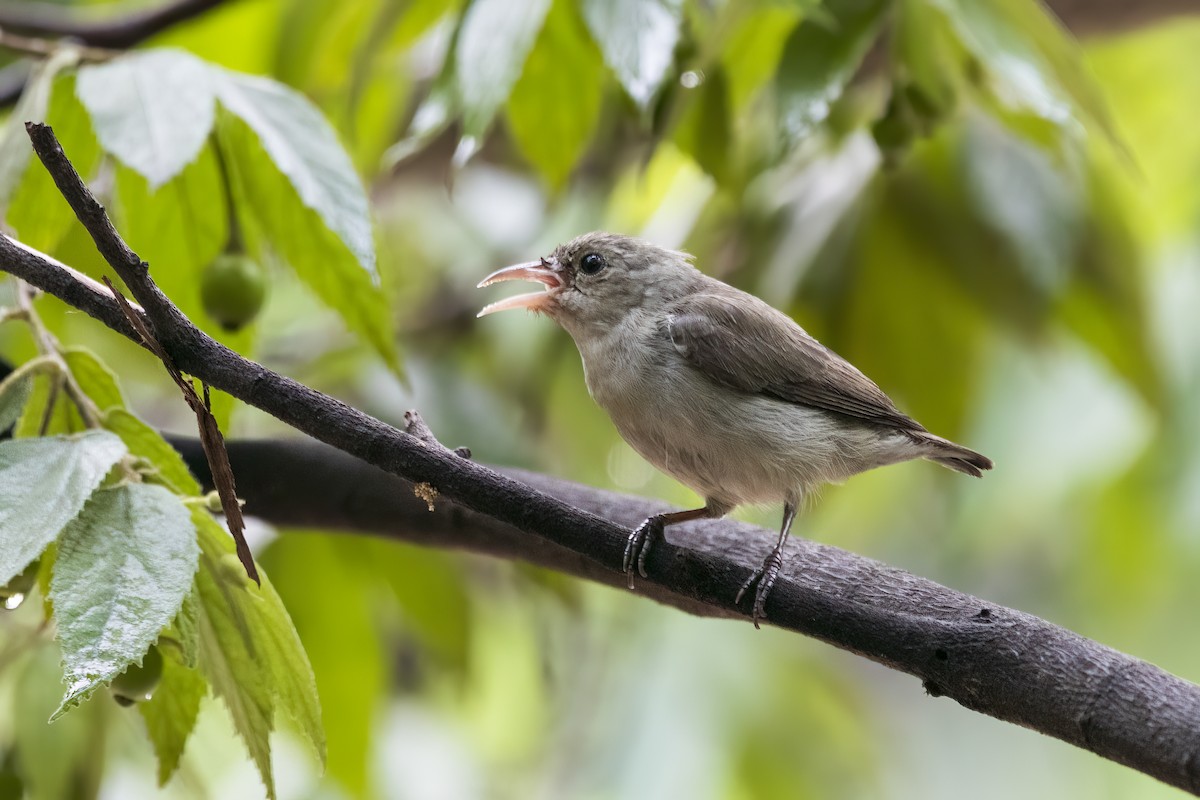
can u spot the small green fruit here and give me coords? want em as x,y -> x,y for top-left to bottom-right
111,645 -> 164,704
201,253 -> 266,331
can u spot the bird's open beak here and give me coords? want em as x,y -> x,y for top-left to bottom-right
476,258 -> 564,317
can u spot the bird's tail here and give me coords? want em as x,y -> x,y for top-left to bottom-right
918,434 -> 994,478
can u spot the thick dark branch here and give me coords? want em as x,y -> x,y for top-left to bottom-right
3,125 -> 1200,794
0,0 -> 226,49
166,434 -> 1200,796
1046,0 -> 1200,36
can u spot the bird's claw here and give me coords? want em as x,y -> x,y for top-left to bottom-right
623,516 -> 664,589
736,546 -> 786,629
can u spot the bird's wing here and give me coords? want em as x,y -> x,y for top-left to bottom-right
665,292 -> 924,431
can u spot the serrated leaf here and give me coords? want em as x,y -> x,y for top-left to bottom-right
0,47 -> 81,206
103,409 -> 201,496
193,510 -> 324,800
506,0 -> 603,188
162,586 -> 201,669
5,74 -> 103,253
139,655 -> 207,786
50,482 -> 199,717
211,68 -> 375,278
76,49 -> 216,189
455,0 -> 551,140
63,347 -> 125,413
775,0 -> 889,146
59,346 -> 204,495
581,0 -> 682,109
218,112 -> 399,373
0,430 -> 126,586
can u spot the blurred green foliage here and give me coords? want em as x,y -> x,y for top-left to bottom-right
0,0 -> 1198,798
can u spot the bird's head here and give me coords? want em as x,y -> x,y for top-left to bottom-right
477,232 -> 700,337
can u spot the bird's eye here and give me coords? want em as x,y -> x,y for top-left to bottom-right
579,252 -> 606,275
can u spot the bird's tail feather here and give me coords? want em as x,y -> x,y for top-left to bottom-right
918,434 -> 993,478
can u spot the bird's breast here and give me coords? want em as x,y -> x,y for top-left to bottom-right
569,319 -> 916,506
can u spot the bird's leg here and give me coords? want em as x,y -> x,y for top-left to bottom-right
735,500 -> 798,629
624,500 -> 728,589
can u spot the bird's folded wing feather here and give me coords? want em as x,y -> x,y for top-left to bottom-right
665,292 -> 923,431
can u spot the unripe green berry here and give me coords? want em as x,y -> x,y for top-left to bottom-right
201,253 -> 266,331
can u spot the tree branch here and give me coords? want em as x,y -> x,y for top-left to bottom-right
3,125 -> 1200,795
1046,0 -> 1200,37
164,433 -> 1200,794
0,0 -> 227,49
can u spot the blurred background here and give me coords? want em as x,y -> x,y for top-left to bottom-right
1,0 -> 1199,797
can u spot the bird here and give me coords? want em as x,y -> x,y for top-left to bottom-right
477,232 -> 992,626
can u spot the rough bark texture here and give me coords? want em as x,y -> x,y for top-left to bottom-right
0,0 -> 228,48
163,434 -> 1200,794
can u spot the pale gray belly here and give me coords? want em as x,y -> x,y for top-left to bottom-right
582,349 -> 919,507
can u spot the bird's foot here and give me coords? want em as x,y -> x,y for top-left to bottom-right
623,515 -> 665,589
735,546 -> 786,629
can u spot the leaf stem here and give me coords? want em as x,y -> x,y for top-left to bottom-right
15,280 -> 102,429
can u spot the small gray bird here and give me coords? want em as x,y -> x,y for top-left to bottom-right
478,232 -> 992,626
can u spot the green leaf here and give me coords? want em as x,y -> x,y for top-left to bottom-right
162,586 -> 201,669
260,534 -> 385,796
384,79 -> 456,167
832,192 -> 989,435
0,47 -> 81,206
14,373 -> 85,438
722,5 -> 802,112
102,409 -> 202,496
775,0 -> 889,146
14,643 -> 107,800
672,66 -> 732,184
58,346 -> 203,495
139,655 -> 207,786
506,0 -> 604,189
76,49 -> 217,189
50,482 -> 199,717
0,372 -> 33,432
62,347 -> 125,413
211,68 -> 375,279
383,10 -> 466,168
456,0 -> 551,142
218,112 -> 399,372
113,148 -> 229,306
580,0 -> 682,109
5,74 -> 103,253
112,149 -> 251,410
353,540 -> 472,672
193,510 -> 324,799
934,0 -> 1122,148
961,114 -> 1080,295
1059,164 -> 1160,405
0,430 -> 126,586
